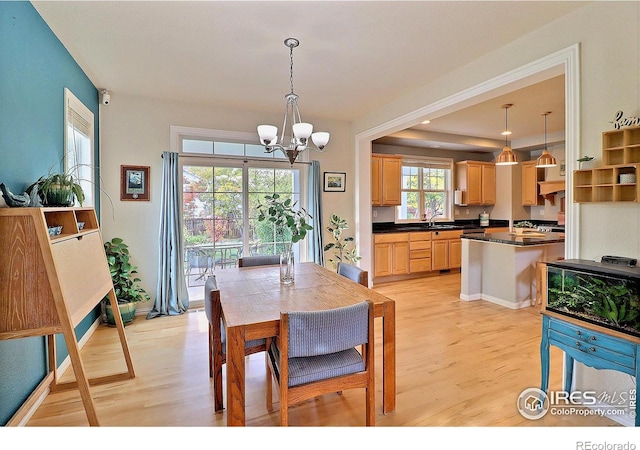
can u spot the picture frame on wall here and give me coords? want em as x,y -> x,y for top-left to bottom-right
323,172 -> 346,192
120,165 -> 150,201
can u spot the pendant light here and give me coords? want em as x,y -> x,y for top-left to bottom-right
536,111 -> 557,168
495,103 -> 518,165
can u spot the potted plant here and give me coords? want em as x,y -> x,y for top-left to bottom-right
513,220 -> 538,234
257,193 -> 312,285
26,171 -> 85,207
323,213 -> 361,271
102,237 -> 151,325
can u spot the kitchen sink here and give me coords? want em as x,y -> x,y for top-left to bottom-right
427,224 -> 457,230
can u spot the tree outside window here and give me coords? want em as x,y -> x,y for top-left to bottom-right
396,161 -> 451,222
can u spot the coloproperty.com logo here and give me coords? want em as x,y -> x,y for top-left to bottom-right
517,387 -> 636,420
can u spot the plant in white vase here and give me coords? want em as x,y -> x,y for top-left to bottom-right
257,193 -> 312,285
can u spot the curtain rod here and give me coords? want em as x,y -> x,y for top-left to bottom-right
162,152 -> 311,166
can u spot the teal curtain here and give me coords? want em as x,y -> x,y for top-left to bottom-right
308,160 -> 325,266
147,152 -> 189,318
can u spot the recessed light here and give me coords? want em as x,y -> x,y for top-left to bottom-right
421,120 -> 431,125
501,130 -> 512,136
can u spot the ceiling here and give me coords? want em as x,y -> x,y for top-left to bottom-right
32,1 -> 582,151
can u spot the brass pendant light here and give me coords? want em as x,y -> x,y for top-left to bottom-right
495,104 -> 518,165
536,111 -> 557,168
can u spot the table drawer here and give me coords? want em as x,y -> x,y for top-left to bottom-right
549,319 -> 636,356
410,258 -> 431,273
549,329 -> 636,370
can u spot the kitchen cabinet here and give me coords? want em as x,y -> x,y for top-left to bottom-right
455,161 -> 496,206
431,229 -> 462,271
409,231 -> 432,273
373,232 -> 409,277
522,160 -> 545,206
372,154 -> 402,206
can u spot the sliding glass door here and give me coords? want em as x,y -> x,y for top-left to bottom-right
182,161 -> 302,289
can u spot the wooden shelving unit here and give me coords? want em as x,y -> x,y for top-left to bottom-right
0,207 -> 135,426
574,126 -> 640,203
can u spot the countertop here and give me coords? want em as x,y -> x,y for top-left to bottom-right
372,220 -> 509,234
461,231 -> 565,246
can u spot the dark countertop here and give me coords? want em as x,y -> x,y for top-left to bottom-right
372,219 -> 509,234
461,231 -> 565,246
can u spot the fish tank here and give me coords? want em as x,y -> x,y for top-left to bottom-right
545,259 -> 640,338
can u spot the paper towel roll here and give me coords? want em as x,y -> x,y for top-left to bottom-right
454,190 -> 463,205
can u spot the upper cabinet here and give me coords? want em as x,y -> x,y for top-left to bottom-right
372,154 -> 402,206
574,126 -> 640,203
455,161 -> 495,206
522,160 -> 545,206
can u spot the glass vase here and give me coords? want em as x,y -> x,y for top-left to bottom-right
280,248 -> 295,285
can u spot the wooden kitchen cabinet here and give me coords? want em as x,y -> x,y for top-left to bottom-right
431,229 -> 462,271
455,161 -> 496,206
409,231 -> 432,273
372,154 -> 402,206
522,160 -> 545,205
373,232 -> 409,277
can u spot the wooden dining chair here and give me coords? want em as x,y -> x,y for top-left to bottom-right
238,255 -> 281,267
265,300 -> 375,426
337,261 -> 368,287
204,275 -> 267,412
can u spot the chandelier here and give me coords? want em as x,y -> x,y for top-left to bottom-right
495,103 -> 518,165
536,111 -> 557,167
257,38 -> 330,165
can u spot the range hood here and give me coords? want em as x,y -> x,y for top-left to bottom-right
538,180 -> 565,205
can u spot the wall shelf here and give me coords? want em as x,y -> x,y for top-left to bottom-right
574,126 -> 640,203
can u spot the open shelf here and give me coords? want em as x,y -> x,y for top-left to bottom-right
575,126 -> 640,203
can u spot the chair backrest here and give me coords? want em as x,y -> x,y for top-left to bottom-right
337,262 -> 368,287
238,255 -> 281,267
286,301 -> 370,358
204,275 -> 220,325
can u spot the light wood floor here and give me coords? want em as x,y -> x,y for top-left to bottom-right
27,272 -> 619,427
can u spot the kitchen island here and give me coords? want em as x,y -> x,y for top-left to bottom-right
460,232 -> 565,309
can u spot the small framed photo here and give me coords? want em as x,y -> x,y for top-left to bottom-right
323,172 -> 346,192
120,165 -> 150,201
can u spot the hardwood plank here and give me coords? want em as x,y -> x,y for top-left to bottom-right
26,272 -> 618,427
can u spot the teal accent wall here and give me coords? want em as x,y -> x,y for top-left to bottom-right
0,2 -> 101,425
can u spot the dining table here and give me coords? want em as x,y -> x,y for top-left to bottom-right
217,261 -> 396,426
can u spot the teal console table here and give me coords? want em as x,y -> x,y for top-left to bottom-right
540,314 -> 640,426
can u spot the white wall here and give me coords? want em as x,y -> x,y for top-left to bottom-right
98,94 -> 353,301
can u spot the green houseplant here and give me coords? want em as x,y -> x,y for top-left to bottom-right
102,238 -> 151,325
26,171 -> 85,207
257,193 -> 312,285
324,213 -> 361,271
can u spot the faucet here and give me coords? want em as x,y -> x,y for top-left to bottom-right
428,212 -> 441,227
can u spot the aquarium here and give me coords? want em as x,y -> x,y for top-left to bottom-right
545,259 -> 640,337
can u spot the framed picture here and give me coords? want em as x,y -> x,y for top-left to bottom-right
120,165 -> 150,201
323,172 -> 346,192
560,160 -> 566,176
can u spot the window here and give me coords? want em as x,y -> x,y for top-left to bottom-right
396,158 -> 453,222
64,88 -> 95,206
